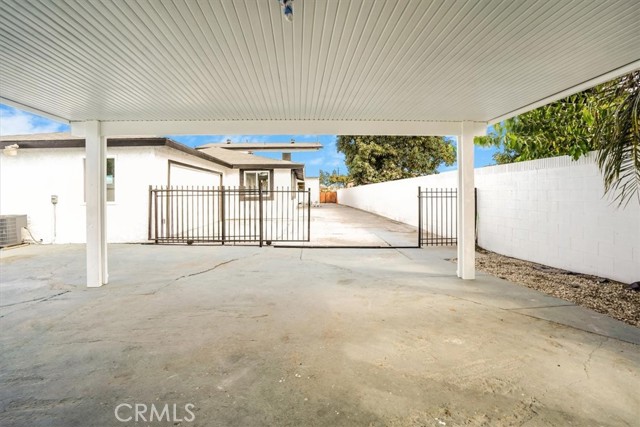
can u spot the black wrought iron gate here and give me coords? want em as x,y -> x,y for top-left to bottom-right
149,186 -> 311,245
418,187 -> 477,247
418,187 -> 457,246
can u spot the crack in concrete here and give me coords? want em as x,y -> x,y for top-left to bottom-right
394,248 -> 413,260
177,258 -> 239,280
583,337 -> 607,379
0,290 -> 70,308
145,258 -> 239,295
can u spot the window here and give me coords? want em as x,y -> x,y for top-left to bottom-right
240,170 -> 273,200
291,172 -> 297,199
243,170 -> 270,191
84,158 -> 116,202
106,158 -> 115,201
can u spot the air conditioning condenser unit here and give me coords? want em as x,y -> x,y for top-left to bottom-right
0,215 -> 27,247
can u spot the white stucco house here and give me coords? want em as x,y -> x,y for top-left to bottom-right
0,133 -> 309,244
305,177 -> 321,205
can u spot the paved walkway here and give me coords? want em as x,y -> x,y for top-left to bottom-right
306,204 -> 418,247
1,244 -> 638,426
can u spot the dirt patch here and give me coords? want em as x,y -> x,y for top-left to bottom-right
469,249 -> 640,327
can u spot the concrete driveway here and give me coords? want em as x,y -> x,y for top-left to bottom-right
1,243 -> 639,427
308,204 -> 418,247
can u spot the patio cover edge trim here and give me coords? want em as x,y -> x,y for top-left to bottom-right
91,120 -> 474,137
0,96 -> 70,124
488,59 -> 640,125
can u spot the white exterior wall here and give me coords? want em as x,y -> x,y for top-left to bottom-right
224,169 -> 241,187
305,177 -> 320,204
337,154 -> 640,284
106,148 -> 162,243
155,146 -> 229,187
0,146 -> 228,243
2,148 -> 87,243
274,169 -> 294,189
169,163 -> 222,187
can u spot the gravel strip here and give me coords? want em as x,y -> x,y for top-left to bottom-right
471,249 -> 640,327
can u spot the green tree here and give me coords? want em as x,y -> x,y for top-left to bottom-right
319,169 -> 349,188
336,135 -> 456,186
475,92 -> 597,162
475,71 -> 639,206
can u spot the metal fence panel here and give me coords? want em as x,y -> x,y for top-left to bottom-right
418,187 -> 458,247
418,187 -> 478,247
149,186 -> 310,245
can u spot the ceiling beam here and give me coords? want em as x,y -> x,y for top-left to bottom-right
93,120 -> 476,137
488,59 -> 640,125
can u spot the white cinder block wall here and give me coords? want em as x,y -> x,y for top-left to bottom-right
475,154 -> 640,283
338,172 -> 457,228
338,153 -> 640,284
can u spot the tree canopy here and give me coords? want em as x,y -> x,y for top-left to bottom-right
475,92 -> 597,163
475,71 -> 639,206
319,169 -> 349,188
336,135 -> 456,186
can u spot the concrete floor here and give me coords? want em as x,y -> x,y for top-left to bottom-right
0,205 -> 640,427
1,242 -> 639,427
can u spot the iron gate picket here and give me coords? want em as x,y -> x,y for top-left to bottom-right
418,187 -> 477,247
149,186 -> 311,245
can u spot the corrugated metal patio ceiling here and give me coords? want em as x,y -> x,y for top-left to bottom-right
0,0 -> 639,124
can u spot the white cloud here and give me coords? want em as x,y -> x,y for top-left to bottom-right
0,107 -> 67,136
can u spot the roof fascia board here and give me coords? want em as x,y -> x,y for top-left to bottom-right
1,97 -> 70,124
488,59 -> 640,125
0,139 -> 165,149
231,163 -> 304,169
100,120 -> 465,136
162,140 -> 233,168
200,142 -> 322,151
0,136 -> 233,168
0,139 -> 84,149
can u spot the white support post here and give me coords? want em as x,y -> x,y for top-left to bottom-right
83,121 -> 108,287
457,121 -> 485,279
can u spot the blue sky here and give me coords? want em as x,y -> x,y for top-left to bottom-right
0,104 -> 498,176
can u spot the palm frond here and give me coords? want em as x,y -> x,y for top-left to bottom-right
594,71 -> 640,207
